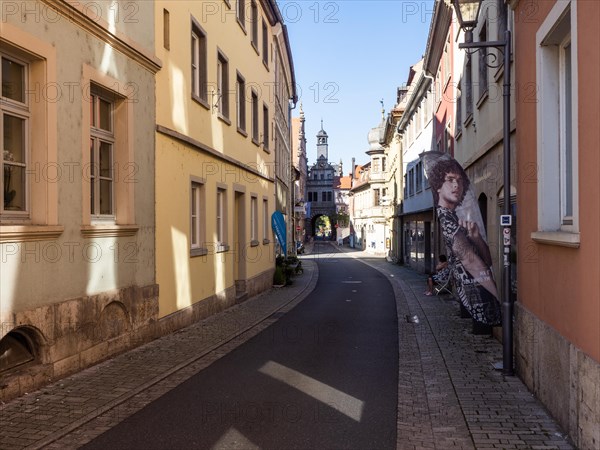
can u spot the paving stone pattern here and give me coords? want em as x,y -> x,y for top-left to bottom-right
356,253 -> 575,450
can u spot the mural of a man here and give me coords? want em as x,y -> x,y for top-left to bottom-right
425,152 -> 501,326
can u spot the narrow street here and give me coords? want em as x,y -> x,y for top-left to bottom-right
0,243 -> 574,449
81,242 -> 399,449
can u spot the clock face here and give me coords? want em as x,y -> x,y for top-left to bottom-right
319,162 -> 325,168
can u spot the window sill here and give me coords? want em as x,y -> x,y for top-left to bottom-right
216,244 -> 230,253
237,127 -> 248,137
250,240 -> 259,247
531,231 -> 580,248
218,114 -> 231,126
464,113 -> 474,128
237,19 -> 247,34
192,94 -> 210,111
493,62 -> 505,83
455,128 -> 462,140
190,247 -> 208,257
263,239 -> 270,245
0,225 -> 65,243
251,42 -> 259,56
81,225 -> 139,238
476,89 -> 489,109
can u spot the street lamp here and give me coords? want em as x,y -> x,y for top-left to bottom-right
452,0 -> 514,376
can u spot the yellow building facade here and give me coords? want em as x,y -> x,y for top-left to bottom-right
154,0 -> 296,328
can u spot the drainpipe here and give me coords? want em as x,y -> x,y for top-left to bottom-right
289,98 -> 297,255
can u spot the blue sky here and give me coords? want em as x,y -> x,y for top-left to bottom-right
280,0 -> 435,175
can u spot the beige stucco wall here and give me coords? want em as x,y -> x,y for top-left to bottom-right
155,133 -> 276,318
154,1 -> 292,319
0,1 -> 158,399
1,2 -> 156,313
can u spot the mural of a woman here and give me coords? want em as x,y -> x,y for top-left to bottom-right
423,151 -> 501,326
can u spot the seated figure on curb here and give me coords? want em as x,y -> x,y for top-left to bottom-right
425,254 -> 449,296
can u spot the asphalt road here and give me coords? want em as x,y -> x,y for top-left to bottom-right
82,242 -> 399,449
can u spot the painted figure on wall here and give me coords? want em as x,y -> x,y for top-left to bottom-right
423,151 -> 501,325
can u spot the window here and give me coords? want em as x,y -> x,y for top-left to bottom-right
190,181 -> 206,255
478,21 -> 488,100
456,81 -> 463,135
216,187 -> 228,248
327,191 -> 332,202
191,20 -> 207,104
416,162 -> 423,193
236,72 -> 246,134
465,55 -> 473,119
443,36 -> 450,83
322,191 -> 326,202
163,9 -> 170,50
251,1 -> 259,50
374,189 -> 380,205
262,104 -> 269,150
251,196 -> 258,243
262,20 -> 268,67
262,198 -> 269,243
251,89 -> 259,143
535,2 -> 578,239
236,0 -> 245,28
217,51 -> 229,119
89,86 -> 115,218
497,0 -> 508,41
372,158 -> 380,173
1,55 -> 28,214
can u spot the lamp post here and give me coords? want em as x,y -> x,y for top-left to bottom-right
452,0 -> 514,376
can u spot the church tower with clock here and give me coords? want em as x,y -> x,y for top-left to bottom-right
305,122 -> 343,240
316,121 -> 328,161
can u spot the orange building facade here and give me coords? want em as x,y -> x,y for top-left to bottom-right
513,1 -> 599,448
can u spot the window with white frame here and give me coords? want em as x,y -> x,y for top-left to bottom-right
262,19 -> 268,66
191,19 -> 207,105
236,72 -> 246,134
262,104 -> 269,150
251,89 -> 259,143
1,55 -> 28,213
236,0 -> 245,28
262,198 -> 269,243
251,1 -> 258,50
89,86 -> 115,218
190,181 -> 206,254
536,2 -> 578,237
216,187 -> 228,248
217,51 -> 229,119
250,196 -> 258,243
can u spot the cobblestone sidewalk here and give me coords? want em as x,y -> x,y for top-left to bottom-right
335,245 -> 575,450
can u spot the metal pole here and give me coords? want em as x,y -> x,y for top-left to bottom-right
501,29 -> 514,376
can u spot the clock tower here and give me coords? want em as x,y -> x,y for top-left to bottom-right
316,121 -> 328,161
